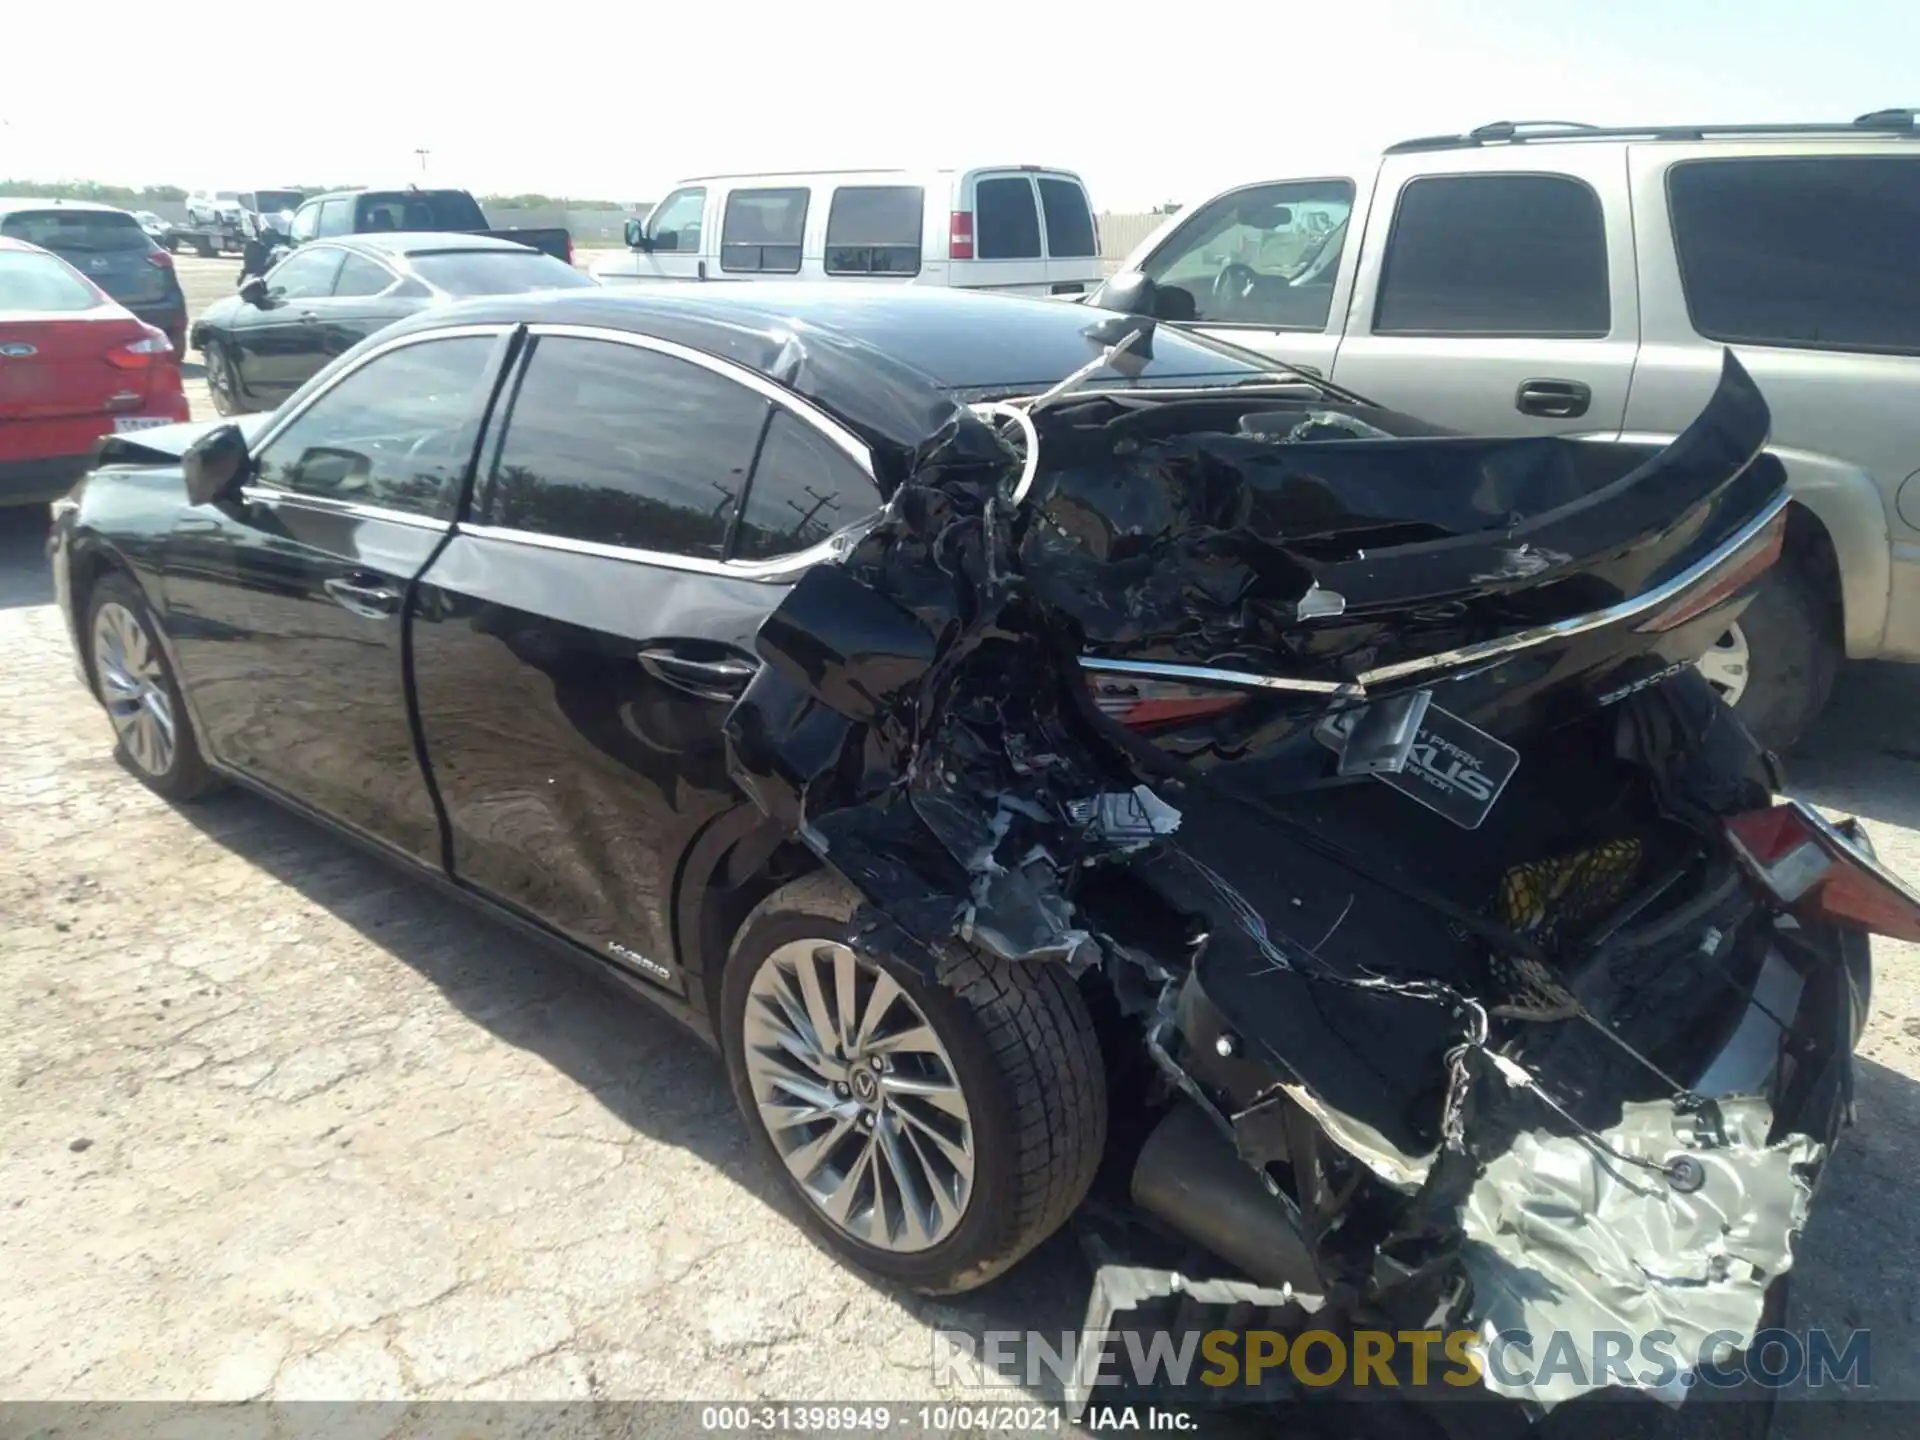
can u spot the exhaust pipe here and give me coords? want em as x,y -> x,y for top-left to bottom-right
1130,1102 -> 1323,1293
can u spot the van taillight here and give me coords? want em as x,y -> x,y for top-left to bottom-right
1086,674 -> 1247,731
949,211 -> 974,261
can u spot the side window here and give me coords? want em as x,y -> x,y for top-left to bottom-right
483,337 -> 769,559
289,203 -> 321,245
316,200 -> 353,238
825,185 -> 924,276
974,177 -> 1041,260
1140,179 -> 1355,328
1668,156 -> 1920,354
251,336 -> 497,519
332,253 -> 395,297
267,247 -> 346,300
733,410 -> 879,561
646,187 -> 707,253
1374,174 -> 1610,338
1036,178 -> 1098,258
720,188 -> 808,274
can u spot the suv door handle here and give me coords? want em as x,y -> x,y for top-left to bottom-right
324,574 -> 401,618
637,646 -> 756,700
1515,378 -> 1592,419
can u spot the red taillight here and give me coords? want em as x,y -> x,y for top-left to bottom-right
949,211 -> 975,261
1086,674 -> 1248,731
1638,508 -> 1788,634
1726,801 -> 1920,942
106,325 -> 175,370
145,250 -> 173,270
565,235 -> 575,266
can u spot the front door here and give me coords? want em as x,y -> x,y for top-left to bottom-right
163,329 -> 510,864
618,185 -> 710,284
230,246 -> 347,405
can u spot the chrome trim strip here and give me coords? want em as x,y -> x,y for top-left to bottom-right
1077,657 -> 1352,695
455,517 -> 876,584
1074,491 -> 1790,698
247,323 -> 518,456
1354,490 -> 1791,687
237,486 -> 449,531
525,323 -> 877,480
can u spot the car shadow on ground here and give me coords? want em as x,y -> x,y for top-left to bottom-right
168,783 -> 1095,1375
0,504 -> 53,610
1788,662 -> 1920,832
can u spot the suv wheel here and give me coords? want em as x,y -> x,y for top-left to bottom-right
1699,565 -> 1837,754
721,873 -> 1107,1294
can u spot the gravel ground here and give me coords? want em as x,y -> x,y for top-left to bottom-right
3,255 -> 1920,1429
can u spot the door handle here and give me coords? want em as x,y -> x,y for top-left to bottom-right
324,574 -> 401,618
298,310 -> 320,324
637,646 -> 756,700
1515,378 -> 1592,419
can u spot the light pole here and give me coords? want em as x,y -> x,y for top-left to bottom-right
414,148 -> 430,177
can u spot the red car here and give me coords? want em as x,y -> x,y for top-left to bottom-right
0,236 -> 190,508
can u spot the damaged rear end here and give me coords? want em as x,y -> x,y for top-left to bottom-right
721,340 -> 1915,1416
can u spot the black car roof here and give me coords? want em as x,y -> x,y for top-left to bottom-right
382,285 -> 1271,477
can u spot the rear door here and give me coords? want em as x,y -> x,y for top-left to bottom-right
319,250 -> 412,361
1034,173 -> 1102,294
411,325 -> 881,992
1330,148 -> 1639,436
953,171 -> 1049,293
162,327 -> 511,863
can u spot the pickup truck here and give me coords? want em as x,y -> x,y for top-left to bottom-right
277,188 -> 573,266
1094,111 -> 1920,752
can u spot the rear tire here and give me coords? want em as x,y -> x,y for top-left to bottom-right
85,574 -> 218,802
720,872 -> 1107,1294
1702,564 -> 1837,755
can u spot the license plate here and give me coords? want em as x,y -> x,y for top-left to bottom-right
113,417 -> 172,433
1318,697 -> 1520,830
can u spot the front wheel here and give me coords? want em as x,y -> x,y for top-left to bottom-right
721,873 -> 1107,1294
203,339 -> 242,417
85,574 -> 218,802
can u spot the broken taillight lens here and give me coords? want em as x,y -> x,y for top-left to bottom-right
1086,674 -> 1248,731
1637,508 -> 1788,633
1725,800 -> 1920,942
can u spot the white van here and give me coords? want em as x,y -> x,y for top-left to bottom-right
590,166 -> 1104,297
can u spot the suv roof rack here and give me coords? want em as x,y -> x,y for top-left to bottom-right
1386,109 -> 1919,154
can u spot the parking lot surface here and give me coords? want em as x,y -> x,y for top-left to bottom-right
4,254 -> 1920,1430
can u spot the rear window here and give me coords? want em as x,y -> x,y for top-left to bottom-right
0,250 -> 101,311
1668,156 -> 1920,355
410,250 -> 595,296
721,188 -> 808,274
1037,177 -> 1097,258
0,210 -> 150,254
253,190 -> 303,213
974,177 -> 1041,260
356,191 -> 488,233
825,186 -> 924,276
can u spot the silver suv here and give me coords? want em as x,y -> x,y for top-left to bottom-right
1100,110 -> 1920,750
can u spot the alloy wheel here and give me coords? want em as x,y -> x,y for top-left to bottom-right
1695,623 -> 1752,708
92,601 -> 177,777
205,344 -> 236,415
741,938 -> 976,1252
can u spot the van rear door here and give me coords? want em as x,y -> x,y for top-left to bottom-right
950,170 -> 1052,294
1034,172 -> 1103,295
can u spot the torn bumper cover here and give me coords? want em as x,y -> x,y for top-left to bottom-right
722,348 -> 1848,1408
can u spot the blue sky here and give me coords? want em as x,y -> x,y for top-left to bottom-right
3,0 -> 1913,209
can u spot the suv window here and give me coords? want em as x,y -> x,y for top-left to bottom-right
1374,174 -> 1610,338
332,253 -> 394,297
825,186 -> 924,276
252,336 -> 496,519
1668,156 -> 1920,355
721,188 -> 808,274
974,177 -> 1040,260
733,411 -> 879,561
316,200 -> 353,238
483,337 -> 769,558
1036,178 -> 1097,258
268,247 -> 346,300
647,187 -> 706,253
1141,179 -> 1356,329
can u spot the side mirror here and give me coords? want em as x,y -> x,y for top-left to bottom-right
1090,270 -> 1161,319
624,218 -> 653,251
238,275 -> 270,306
182,424 -> 252,507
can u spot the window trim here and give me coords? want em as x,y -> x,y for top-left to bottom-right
1370,170 -> 1612,341
1664,154 -> 1920,358
823,185 -> 925,278
465,322 -> 880,580
719,186 -> 810,274
1138,176 -> 1358,333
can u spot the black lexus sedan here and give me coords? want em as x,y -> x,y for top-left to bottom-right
50,286 -> 1292,1293
189,232 -> 595,418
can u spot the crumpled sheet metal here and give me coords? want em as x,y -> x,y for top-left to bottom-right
1460,1096 -> 1824,1408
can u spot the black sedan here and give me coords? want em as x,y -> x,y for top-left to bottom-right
189,232 -> 595,418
